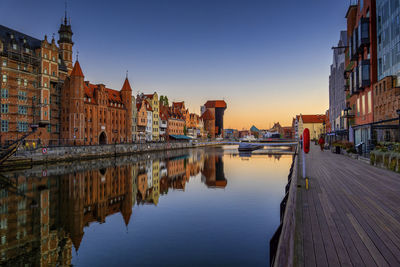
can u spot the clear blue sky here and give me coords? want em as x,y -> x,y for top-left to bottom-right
1,0 -> 349,129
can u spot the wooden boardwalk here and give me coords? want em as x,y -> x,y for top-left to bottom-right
295,145 -> 400,267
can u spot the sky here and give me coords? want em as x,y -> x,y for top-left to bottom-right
1,0 -> 349,130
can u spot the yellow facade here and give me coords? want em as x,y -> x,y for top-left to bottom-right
150,92 -> 159,141
298,120 -> 325,140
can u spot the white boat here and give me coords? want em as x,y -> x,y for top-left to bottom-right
239,135 -> 257,142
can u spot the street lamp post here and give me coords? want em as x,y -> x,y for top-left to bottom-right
396,109 -> 400,142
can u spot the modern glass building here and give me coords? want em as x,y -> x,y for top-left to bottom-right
377,0 -> 400,83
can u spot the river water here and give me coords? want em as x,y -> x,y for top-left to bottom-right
0,145 -> 293,266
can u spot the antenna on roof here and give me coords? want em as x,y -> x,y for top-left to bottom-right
126,70 -> 128,79
76,50 -> 79,61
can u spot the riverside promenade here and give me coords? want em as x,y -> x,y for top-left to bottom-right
295,145 -> 400,267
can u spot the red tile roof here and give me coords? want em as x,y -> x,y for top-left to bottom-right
106,88 -> 122,103
173,102 -> 184,109
144,100 -> 153,111
204,100 -> 227,109
71,60 -> 84,77
299,114 -> 326,124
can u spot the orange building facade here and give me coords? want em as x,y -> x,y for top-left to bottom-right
60,61 -> 132,145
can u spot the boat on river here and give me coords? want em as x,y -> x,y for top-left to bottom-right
238,142 -> 264,152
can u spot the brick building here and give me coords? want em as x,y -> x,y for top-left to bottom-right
200,100 -> 227,138
60,61 -> 132,145
0,16 -> 73,146
345,0 -> 377,151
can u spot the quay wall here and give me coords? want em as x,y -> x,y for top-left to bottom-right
2,142 -> 219,168
272,146 -> 299,267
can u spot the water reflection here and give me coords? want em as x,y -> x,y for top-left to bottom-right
0,147 -> 292,266
0,149 -> 231,265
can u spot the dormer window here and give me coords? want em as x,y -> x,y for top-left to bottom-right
12,43 -> 17,50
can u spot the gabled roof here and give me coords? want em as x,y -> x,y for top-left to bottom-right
144,100 -> 153,112
71,60 -> 84,77
173,101 -> 185,109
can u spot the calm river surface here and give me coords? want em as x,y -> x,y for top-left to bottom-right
0,145 -> 293,266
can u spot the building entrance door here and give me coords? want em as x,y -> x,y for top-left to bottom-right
99,132 -> 107,145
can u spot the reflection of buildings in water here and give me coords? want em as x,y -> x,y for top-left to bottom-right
0,176 -> 72,266
267,154 -> 282,161
0,149 -> 214,265
60,165 -> 133,251
201,154 -> 227,188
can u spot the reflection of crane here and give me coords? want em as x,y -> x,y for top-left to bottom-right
0,127 -> 38,166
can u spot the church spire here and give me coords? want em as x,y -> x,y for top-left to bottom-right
64,0 -> 68,25
58,0 -> 73,45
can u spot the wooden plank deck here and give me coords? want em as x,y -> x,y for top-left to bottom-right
295,144 -> 400,267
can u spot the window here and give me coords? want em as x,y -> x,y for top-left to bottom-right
47,124 -> 51,133
44,82 -> 48,88
24,65 -> 27,71
1,120 -> 8,132
1,104 -> 8,113
17,78 -> 21,85
1,89 -> 8,98
18,91 -> 27,101
24,79 -> 28,86
368,91 -> 372,113
12,43 -> 17,50
357,98 -> 361,115
44,68 -> 47,74
2,60 -> 6,67
2,74 -> 7,83
362,95 -> 366,115
18,105 -> 27,115
17,122 -> 28,132
25,47 -> 30,53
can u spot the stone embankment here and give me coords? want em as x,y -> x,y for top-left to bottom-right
1,141 -> 218,169
1,148 -> 197,177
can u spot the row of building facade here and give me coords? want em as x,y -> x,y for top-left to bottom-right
0,15 -> 227,146
328,0 -> 400,152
